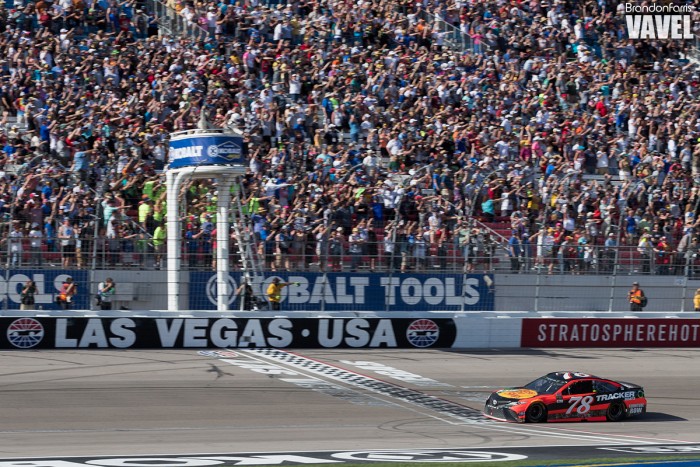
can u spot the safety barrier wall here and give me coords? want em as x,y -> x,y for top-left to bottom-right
520,317 -> 700,348
2,312 -> 699,349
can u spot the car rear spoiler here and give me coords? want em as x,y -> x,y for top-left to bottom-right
619,381 -> 642,390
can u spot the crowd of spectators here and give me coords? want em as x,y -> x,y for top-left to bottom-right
0,0 -> 699,276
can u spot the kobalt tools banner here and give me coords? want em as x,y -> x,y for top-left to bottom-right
522,318 -> 700,347
0,270 -> 89,310
190,272 -> 495,312
0,317 -> 456,349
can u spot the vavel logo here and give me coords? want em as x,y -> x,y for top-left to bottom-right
625,3 -> 695,39
207,139 -> 242,160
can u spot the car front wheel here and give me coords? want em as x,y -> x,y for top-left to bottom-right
525,403 -> 547,423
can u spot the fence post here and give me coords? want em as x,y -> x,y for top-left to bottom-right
91,196 -> 101,271
680,276 -> 688,313
385,245 -> 395,313
2,269 -> 10,311
533,264 -> 541,312
452,239 -> 457,273
320,270 -> 327,314
386,207 -> 402,313
321,229 -> 331,313
608,262 -> 617,312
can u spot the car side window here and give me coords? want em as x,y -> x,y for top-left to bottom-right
594,380 -> 618,393
567,380 -> 593,395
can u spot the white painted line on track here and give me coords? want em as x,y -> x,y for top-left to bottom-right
520,424 -> 695,445
2,442 -> 698,461
239,349 -> 672,446
0,423 -> 381,435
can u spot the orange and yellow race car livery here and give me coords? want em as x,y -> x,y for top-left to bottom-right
483,371 -> 647,423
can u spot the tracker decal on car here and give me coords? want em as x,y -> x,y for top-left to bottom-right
596,391 -> 637,402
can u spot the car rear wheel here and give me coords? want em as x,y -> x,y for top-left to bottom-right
606,402 -> 626,422
525,403 -> 547,423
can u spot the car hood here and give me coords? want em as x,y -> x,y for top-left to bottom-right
489,387 -> 540,404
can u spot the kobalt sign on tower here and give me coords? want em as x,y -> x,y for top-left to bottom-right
207,140 -> 243,159
168,134 -> 247,168
624,3 -> 695,39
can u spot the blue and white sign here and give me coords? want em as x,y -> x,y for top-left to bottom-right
0,270 -> 89,310
190,272 -> 495,312
168,133 -> 247,168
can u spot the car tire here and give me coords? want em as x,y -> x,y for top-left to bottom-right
525,403 -> 547,423
606,402 -> 626,422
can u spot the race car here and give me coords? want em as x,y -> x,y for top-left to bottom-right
483,371 -> 647,423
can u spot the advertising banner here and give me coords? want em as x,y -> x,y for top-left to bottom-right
0,270 -> 89,310
189,272 -> 494,312
168,134 -> 247,168
522,318 -> 700,348
0,317 -> 456,349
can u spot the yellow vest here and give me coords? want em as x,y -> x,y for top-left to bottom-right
267,283 -> 284,303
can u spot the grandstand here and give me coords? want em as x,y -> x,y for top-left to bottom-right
0,0 -> 699,312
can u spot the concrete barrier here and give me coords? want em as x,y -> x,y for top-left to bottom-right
2,311 -> 698,350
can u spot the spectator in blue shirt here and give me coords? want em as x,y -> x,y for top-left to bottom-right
508,231 -> 522,272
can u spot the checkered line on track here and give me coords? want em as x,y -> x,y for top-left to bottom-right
246,349 -> 488,424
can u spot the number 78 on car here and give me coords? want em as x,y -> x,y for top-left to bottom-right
483,372 -> 647,423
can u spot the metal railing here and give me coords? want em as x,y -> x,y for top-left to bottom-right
3,235 -> 699,278
691,35 -> 700,63
0,236 -> 496,273
416,9 -> 489,54
505,243 -> 700,277
498,274 -> 698,313
146,0 -> 209,41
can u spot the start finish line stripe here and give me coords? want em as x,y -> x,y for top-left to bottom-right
244,348 -> 496,424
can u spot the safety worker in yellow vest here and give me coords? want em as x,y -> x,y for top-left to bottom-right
267,277 -> 295,311
628,282 -> 645,312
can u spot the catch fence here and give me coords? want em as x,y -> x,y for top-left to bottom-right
3,237 -> 698,278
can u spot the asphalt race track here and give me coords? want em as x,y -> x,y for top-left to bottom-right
1,348 -> 700,462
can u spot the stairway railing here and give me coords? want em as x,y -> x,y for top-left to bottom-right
145,0 -> 209,42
